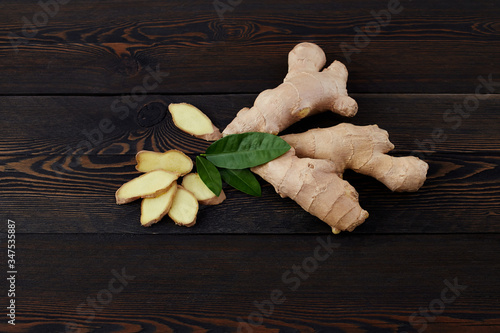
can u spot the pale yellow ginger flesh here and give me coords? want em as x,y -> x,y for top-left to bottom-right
115,170 -> 178,205
168,103 -> 222,141
282,124 -> 429,192
252,149 -> 369,232
168,186 -> 199,227
181,173 -> 226,205
223,42 -> 358,136
136,150 -> 193,175
140,184 -> 178,227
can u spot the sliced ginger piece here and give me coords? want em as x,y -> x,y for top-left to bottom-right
168,186 -> 199,227
168,103 -> 222,141
140,183 -> 178,227
181,173 -> 226,205
115,170 -> 178,205
136,150 -> 193,175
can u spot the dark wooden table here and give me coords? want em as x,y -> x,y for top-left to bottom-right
1,0 -> 499,332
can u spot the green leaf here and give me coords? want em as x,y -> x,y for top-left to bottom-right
196,156 -> 222,196
205,132 -> 291,169
220,168 -> 261,197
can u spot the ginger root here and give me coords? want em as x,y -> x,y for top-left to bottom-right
223,42 -> 358,136
282,124 -> 429,192
224,42 -> 428,233
252,124 -> 429,232
252,148 -> 369,232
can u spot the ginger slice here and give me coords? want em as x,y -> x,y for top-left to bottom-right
168,103 -> 222,141
115,170 -> 178,205
136,150 -> 193,175
168,186 -> 199,227
181,173 -> 226,205
140,183 -> 178,227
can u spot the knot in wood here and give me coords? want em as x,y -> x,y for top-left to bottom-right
136,102 -> 167,127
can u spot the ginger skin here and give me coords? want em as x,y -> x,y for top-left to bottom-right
251,148 -> 369,232
222,42 -> 428,233
282,124 -> 429,192
224,42 -> 368,231
223,42 -> 358,136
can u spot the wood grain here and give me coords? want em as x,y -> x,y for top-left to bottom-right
1,1 -> 498,331
1,234 -> 498,332
0,0 -> 499,94
1,94 -> 499,156
1,152 -> 498,234
1,94 -> 498,234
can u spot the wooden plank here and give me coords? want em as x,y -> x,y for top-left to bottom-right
1,152 -> 498,234
2,234 -> 499,332
0,0 -> 499,94
1,94 -> 499,155
1,95 -> 498,234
